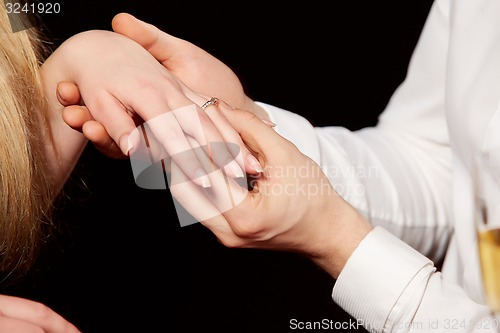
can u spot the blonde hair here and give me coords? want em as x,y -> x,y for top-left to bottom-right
0,4 -> 54,278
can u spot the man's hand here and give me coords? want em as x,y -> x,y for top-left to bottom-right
169,102 -> 373,279
111,13 -> 269,120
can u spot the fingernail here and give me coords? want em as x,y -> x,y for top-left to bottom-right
247,155 -> 263,173
56,89 -> 65,102
119,134 -> 131,156
195,168 -> 211,188
126,142 -> 133,156
125,133 -> 137,157
225,160 -> 244,178
126,129 -> 143,156
261,119 -> 276,128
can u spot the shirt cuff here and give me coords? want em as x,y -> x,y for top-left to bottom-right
255,102 -> 321,164
332,226 -> 434,331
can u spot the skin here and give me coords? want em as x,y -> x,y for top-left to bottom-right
168,103 -> 373,278
10,12 -> 374,332
58,13 -> 271,158
46,29 -> 263,190
0,294 -> 80,333
3,19 -> 265,332
58,14 -> 374,279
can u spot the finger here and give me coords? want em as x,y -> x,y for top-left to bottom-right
85,93 -> 141,156
0,295 -> 81,333
0,315 -> 45,333
169,92 -> 237,170
56,81 -> 82,106
128,85 -> 245,183
112,13 -> 181,63
218,103 -> 294,158
62,106 -> 126,159
81,121 -> 126,159
182,137 -> 250,240
168,158 -> 219,223
104,76 -> 211,185
168,148 -> 247,226
172,104 -> 245,180
186,134 -> 248,209
62,105 -> 94,132
203,101 -> 264,175
132,109 -> 212,188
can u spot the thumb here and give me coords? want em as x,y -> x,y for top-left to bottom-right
218,102 -> 295,158
56,81 -> 82,106
112,13 -> 180,64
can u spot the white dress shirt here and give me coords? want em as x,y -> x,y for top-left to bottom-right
258,0 -> 500,331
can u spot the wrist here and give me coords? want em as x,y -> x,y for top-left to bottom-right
309,198 -> 373,279
40,43 -> 87,190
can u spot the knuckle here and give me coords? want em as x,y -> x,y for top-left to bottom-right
169,184 -> 193,206
230,219 -> 266,238
30,327 -> 45,333
135,80 -> 158,95
30,301 -> 53,322
238,110 -> 259,123
279,141 -> 301,161
218,236 -> 245,249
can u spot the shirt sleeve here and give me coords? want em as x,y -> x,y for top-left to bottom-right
332,227 -> 497,333
255,1 -> 499,331
257,0 -> 453,264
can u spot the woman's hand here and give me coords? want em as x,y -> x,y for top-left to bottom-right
56,12 -> 272,164
168,101 -> 373,278
49,29 -> 264,185
56,82 -> 124,159
0,295 -> 80,333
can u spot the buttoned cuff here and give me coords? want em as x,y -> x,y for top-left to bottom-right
332,226 -> 434,332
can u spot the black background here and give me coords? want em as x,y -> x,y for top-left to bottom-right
1,1 -> 434,332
